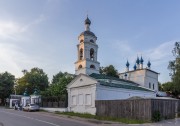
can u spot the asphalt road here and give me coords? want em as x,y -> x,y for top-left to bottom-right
0,108 -> 98,126
0,108 -> 180,126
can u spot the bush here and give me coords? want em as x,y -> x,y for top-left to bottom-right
152,111 -> 161,122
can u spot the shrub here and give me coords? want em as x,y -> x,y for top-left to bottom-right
152,111 -> 161,122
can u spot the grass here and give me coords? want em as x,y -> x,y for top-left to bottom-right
54,111 -> 147,124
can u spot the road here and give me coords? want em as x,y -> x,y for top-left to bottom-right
0,108 -> 98,126
0,108 -> 180,126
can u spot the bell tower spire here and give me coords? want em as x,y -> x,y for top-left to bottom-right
85,15 -> 91,31
75,16 -> 100,75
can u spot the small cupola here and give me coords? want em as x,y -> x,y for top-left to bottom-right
126,60 -> 130,67
126,60 -> 130,72
140,56 -> 144,64
85,17 -> 91,25
136,56 -> 140,64
133,64 -> 137,70
23,88 -> 29,96
140,56 -> 144,69
147,60 -> 151,69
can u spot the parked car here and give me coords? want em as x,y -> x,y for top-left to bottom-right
23,104 -> 40,112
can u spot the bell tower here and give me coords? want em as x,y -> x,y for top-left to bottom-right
75,16 -> 100,75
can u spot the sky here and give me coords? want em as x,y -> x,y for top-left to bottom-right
0,0 -> 179,83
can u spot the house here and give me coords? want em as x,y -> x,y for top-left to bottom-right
67,73 -> 156,115
67,16 -> 157,115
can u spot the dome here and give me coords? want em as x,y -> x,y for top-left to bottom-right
126,60 -> 130,67
23,88 -> 29,96
133,64 -> 137,70
140,56 -> 144,64
79,31 -> 96,37
85,17 -> 91,25
136,57 -> 140,64
147,61 -> 151,67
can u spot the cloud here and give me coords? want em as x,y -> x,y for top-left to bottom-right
20,14 -> 46,32
112,39 -> 174,65
110,40 -> 174,82
144,41 -> 174,65
0,42 -> 39,78
0,21 -> 21,40
0,14 -> 46,40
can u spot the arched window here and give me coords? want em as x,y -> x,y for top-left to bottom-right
149,82 -> 151,89
78,65 -> 82,69
90,65 -> 95,69
80,48 -> 83,60
90,48 -> 94,60
80,39 -> 84,43
90,39 -> 94,43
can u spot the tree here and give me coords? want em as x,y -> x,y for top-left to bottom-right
161,82 -> 174,93
51,72 -> 68,84
158,82 -> 163,91
16,67 -> 49,95
100,65 -> 119,78
41,72 -> 74,97
0,72 -> 15,105
168,42 -> 180,96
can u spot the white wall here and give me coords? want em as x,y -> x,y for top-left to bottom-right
119,69 -> 159,91
145,70 -> 158,91
21,96 -> 30,107
68,85 -> 96,115
40,108 -> 67,112
96,85 -> 156,100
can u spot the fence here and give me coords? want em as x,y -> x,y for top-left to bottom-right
95,98 -> 179,121
40,96 -> 67,108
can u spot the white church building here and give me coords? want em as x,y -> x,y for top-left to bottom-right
67,17 -> 158,115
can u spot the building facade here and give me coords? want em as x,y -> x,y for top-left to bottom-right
67,17 -> 157,115
119,57 -> 159,91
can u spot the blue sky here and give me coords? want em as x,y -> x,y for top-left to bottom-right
0,0 -> 179,83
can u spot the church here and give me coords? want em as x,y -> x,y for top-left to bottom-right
67,16 -> 158,115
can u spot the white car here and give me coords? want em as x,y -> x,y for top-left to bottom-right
23,104 -> 40,112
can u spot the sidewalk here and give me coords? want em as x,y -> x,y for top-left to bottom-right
39,111 -> 180,126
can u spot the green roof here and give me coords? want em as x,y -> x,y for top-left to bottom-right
90,73 -> 138,85
89,73 -> 153,92
99,81 -> 153,92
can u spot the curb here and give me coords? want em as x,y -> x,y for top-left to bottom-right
39,111 -> 121,125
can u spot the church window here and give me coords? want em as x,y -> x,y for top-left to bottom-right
90,65 -> 95,69
90,39 -> 94,43
90,48 -> 94,60
153,83 -> 154,90
80,48 -> 83,60
149,83 -> 151,89
78,65 -> 82,69
80,39 -> 84,43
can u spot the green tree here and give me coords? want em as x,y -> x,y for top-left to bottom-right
161,82 -> 174,93
0,72 -> 15,105
100,65 -> 119,78
158,82 -> 163,91
16,67 -> 49,95
51,72 -> 68,84
41,72 -> 74,97
168,42 -> 180,96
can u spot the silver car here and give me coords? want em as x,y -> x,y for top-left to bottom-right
23,104 -> 40,111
